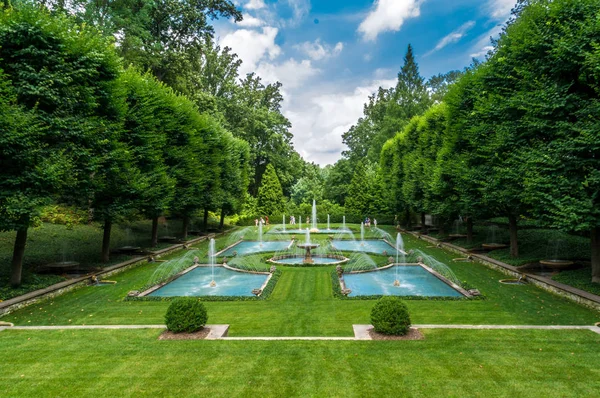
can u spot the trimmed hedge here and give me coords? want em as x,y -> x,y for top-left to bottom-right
370,297 -> 411,335
165,298 -> 208,333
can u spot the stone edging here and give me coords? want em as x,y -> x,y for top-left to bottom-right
403,229 -> 600,311
0,231 -> 231,316
2,323 -> 598,338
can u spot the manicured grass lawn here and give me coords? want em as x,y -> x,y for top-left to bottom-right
0,328 -> 599,397
2,226 -> 599,334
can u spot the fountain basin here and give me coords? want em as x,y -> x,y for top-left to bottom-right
332,240 -> 402,255
481,243 -> 508,250
217,241 -> 292,256
145,266 -> 269,297
158,236 -> 178,242
42,261 -> 80,271
342,265 -> 464,297
117,246 -> 141,254
539,259 -> 574,270
269,255 -> 348,266
499,279 -> 527,285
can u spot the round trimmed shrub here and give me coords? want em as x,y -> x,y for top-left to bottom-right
370,297 -> 411,335
165,297 -> 208,333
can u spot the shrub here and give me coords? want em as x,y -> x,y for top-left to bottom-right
165,297 -> 208,333
370,297 -> 411,335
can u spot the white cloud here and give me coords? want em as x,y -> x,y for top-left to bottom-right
244,0 -> 266,10
487,0 -> 515,20
256,59 -> 320,90
219,27 -> 281,75
425,21 -> 475,56
469,24 -> 503,59
358,0 -> 424,41
294,39 -> 344,61
470,45 -> 494,58
284,75 -> 397,165
237,15 -> 265,28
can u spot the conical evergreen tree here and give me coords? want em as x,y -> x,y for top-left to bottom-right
345,161 -> 371,216
367,44 -> 432,161
257,164 -> 285,216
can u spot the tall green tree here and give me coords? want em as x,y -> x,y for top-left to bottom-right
0,4 -> 123,284
257,164 -> 285,216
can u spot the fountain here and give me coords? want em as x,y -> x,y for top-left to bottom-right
258,220 -> 263,247
540,239 -> 574,270
360,222 -> 365,245
296,228 -> 320,263
209,238 -> 216,287
299,216 -> 302,231
342,216 -> 346,230
310,200 -> 319,232
448,218 -> 467,239
482,225 -> 507,250
282,215 -> 286,232
44,241 -> 80,273
394,233 -> 405,287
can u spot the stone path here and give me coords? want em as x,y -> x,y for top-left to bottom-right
1,324 -> 599,339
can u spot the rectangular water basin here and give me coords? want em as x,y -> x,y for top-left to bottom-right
332,239 -> 398,255
343,265 -> 463,297
148,266 -> 268,297
218,241 -> 292,256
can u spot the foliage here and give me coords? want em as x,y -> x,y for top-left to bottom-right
370,297 -> 411,335
39,205 -> 88,228
257,164 -> 285,216
345,162 -> 390,217
164,297 -> 208,333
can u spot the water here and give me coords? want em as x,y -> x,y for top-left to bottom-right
395,233 -> 405,285
343,216 -> 346,230
258,221 -> 263,245
148,267 -> 268,297
312,199 -> 317,230
147,250 -> 199,287
343,266 -> 463,297
487,225 -> 499,244
414,249 -> 460,285
327,214 -> 330,231
209,238 -> 216,286
219,241 -> 291,257
360,222 -> 365,243
282,215 -> 286,232
332,240 -> 398,255
274,257 -> 343,265
305,228 -> 311,245
546,239 -> 566,260
299,216 -> 302,231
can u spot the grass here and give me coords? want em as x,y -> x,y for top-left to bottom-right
0,328 -> 599,397
0,218 -> 229,301
553,267 -> 600,296
2,226 -> 599,334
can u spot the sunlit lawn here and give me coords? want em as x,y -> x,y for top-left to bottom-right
0,328 -> 599,397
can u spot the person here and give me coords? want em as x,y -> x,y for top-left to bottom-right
265,215 -> 269,225
260,217 -> 265,225
291,215 -> 295,225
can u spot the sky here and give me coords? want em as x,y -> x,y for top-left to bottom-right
213,0 -> 517,166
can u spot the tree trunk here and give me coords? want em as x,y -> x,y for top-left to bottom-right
508,214 -> 519,258
203,208 -> 209,232
151,216 -> 159,248
182,215 -> 189,240
102,219 -> 112,263
10,227 -> 28,287
219,208 -> 226,230
421,212 -> 428,234
466,217 -> 474,243
592,227 -> 600,284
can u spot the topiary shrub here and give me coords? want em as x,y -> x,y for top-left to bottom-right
165,297 -> 208,333
370,297 -> 411,335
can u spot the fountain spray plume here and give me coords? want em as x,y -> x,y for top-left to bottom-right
327,214 -> 330,231
282,215 -> 286,232
360,222 -> 365,245
394,233 -> 405,287
342,216 -> 346,230
258,220 -> 263,247
209,238 -> 216,287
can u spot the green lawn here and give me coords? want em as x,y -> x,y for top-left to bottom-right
2,226 -> 599,334
0,328 -> 599,397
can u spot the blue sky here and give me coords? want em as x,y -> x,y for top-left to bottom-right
214,0 -> 516,165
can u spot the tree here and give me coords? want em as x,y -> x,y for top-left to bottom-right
216,133 -> 250,229
257,164 -> 285,216
0,4 -> 123,284
324,159 -> 354,206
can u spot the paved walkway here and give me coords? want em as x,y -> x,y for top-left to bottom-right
1,324 -> 599,338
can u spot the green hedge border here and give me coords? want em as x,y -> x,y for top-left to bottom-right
124,270 -> 282,302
